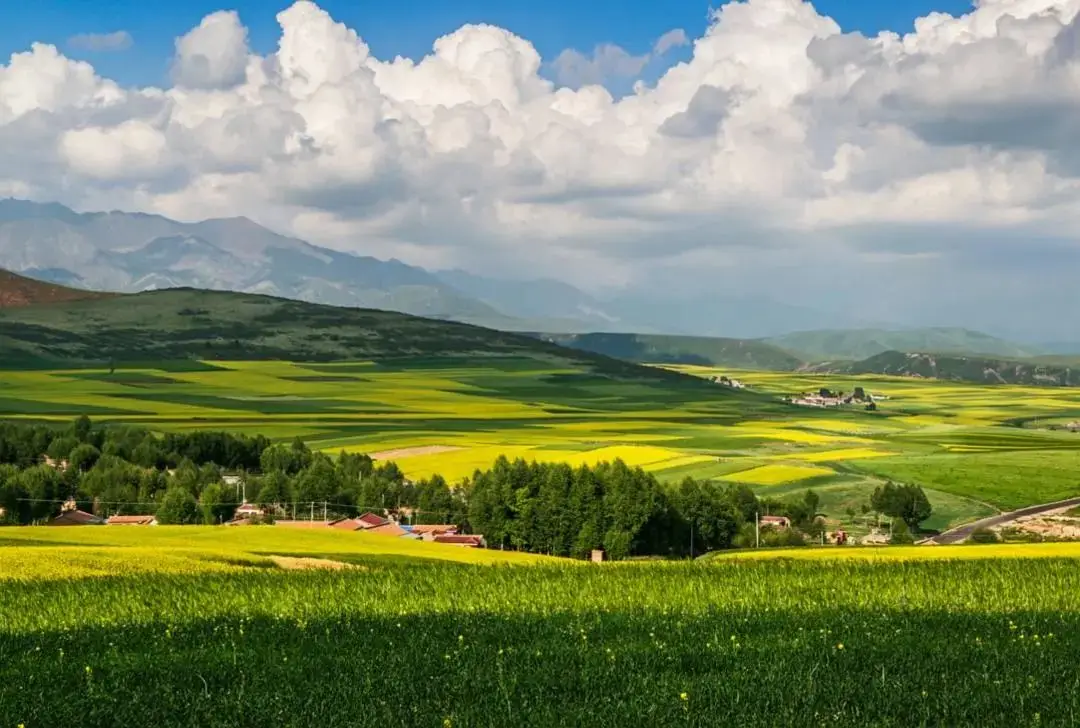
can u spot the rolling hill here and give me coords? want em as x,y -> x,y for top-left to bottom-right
535,332 -> 802,370
766,327 -> 1040,362
0,278 -> 725,392
820,351 -> 1080,387
0,268 -> 115,308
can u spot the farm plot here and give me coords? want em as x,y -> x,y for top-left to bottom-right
4,529 -> 1080,726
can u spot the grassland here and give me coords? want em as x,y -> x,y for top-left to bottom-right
4,528 -> 1080,726
4,359 -> 1080,532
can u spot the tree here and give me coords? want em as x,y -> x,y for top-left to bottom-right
256,471 -> 293,508
156,487 -> 200,525
46,436 -> 79,462
199,482 -> 238,525
68,444 -> 101,473
872,482 -> 932,533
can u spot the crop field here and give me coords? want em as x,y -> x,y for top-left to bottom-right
3,358 -> 1080,529
3,528 -> 1080,726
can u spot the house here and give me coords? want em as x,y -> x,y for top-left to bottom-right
234,502 -> 264,519
329,517 -> 368,531
409,524 -> 458,536
49,508 -> 103,526
432,534 -> 486,548
591,549 -> 605,563
273,520 -> 335,529
107,515 -> 157,526
42,456 -> 70,471
760,515 -> 790,529
367,523 -> 408,537
356,512 -> 390,529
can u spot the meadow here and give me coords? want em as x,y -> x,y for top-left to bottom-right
3,358 -> 1080,530
3,527 -> 1080,726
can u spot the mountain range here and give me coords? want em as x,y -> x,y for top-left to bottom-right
0,198 -> 897,337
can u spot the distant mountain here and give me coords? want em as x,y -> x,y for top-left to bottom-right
766,327 -> 1040,362
599,292 -> 886,339
0,199 -> 512,328
435,269 -> 637,332
817,351 -> 1080,387
0,268 -> 114,309
537,332 -> 802,371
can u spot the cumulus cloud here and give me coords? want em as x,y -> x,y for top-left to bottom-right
67,31 -> 133,52
3,0 -> 1080,334
171,10 -> 249,89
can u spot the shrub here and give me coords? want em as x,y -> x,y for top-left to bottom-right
968,527 -> 1000,544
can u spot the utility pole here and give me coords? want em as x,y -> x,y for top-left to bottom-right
310,502 -> 314,521
690,521 -> 694,559
322,501 -> 327,521
755,511 -> 760,549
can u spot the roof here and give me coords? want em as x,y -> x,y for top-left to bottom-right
357,512 -> 390,528
273,520 -> 335,529
760,515 -> 789,524
410,524 -> 458,535
366,523 -> 407,537
106,515 -> 155,525
330,518 -> 365,531
49,509 -> 103,526
235,503 -> 263,513
433,534 -> 484,546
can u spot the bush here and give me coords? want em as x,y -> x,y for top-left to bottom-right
890,518 -> 915,545
968,527 -> 1000,544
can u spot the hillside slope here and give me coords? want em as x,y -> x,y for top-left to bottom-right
536,332 -> 802,370
0,268 -> 115,308
767,327 -> 1039,361
0,287 -> 723,390
821,351 -> 1080,386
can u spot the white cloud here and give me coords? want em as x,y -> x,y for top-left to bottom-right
68,31 -> 134,53
2,0 -> 1080,332
171,10 -> 249,89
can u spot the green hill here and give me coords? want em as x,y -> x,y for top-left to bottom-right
822,351 -> 1080,386
767,327 -> 1039,362
0,286 -> 720,389
534,332 -> 802,370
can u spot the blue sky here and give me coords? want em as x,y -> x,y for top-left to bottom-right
3,0 -> 977,87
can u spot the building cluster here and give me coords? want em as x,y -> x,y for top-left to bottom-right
45,498 -> 484,548
785,386 -> 879,409
710,375 -> 745,389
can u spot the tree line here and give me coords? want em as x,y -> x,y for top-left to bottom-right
0,417 -> 931,557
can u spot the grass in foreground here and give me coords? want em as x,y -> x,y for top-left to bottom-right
2,531 -> 1080,726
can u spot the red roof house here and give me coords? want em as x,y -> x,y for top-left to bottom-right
411,524 -> 458,536
760,515 -> 790,528
356,512 -> 390,529
48,509 -> 104,526
432,534 -> 485,548
367,523 -> 408,537
106,515 -> 157,525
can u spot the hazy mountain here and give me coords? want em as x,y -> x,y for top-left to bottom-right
767,327 -> 1042,362
599,292 -> 884,339
536,332 -> 803,370
0,199 -> 508,326
434,269 -> 646,333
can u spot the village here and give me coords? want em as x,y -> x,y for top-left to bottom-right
45,495 -> 487,546
784,386 -> 884,409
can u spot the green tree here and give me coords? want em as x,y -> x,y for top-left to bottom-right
68,444 -> 101,473
872,482 -> 932,533
890,518 -> 915,545
199,482 -> 238,525
156,487 -> 200,525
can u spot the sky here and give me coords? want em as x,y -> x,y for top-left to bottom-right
2,0 -> 1080,339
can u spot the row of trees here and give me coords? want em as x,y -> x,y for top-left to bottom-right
0,416 -> 271,471
0,416 -> 927,558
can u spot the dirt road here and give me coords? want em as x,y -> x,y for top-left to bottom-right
926,497 -> 1080,544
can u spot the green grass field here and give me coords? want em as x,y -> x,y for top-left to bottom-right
3,528 -> 1080,727
3,359 -> 1080,530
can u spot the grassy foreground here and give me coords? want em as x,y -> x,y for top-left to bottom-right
2,530 -> 1079,727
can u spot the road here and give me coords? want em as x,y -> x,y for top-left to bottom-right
926,496 -> 1080,545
